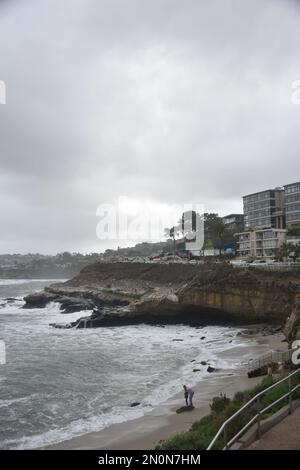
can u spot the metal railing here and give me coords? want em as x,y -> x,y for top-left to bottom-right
207,367 -> 300,450
231,262 -> 300,272
247,349 -> 293,373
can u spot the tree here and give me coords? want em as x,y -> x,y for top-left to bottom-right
164,212 -> 228,257
164,226 -> 180,256
290,243 -> 300,262
203,213 -> 226,256
287,227 -> 300,237
278,242 -> 300,262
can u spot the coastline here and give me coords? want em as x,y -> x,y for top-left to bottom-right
43,331 -> 286,450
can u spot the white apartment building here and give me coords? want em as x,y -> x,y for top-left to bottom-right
235,228 -> 286,259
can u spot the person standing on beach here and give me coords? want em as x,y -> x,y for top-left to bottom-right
183,385 -> 189,406
183,385 -> 194,407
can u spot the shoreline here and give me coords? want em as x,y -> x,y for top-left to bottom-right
43,331 -> 286,450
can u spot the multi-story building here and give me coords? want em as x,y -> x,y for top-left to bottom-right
236,186 -> 286,259
284,181 -> 300,229
222,214 -> 244,228
235,228 -> 286,259
235,182 -> 300,259
243,188 -> 285,231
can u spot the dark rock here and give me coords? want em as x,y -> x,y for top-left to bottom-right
91,308 -> 102,319
200,361 -> 207,366
23,292 -> 57,308
130,402 -> 140,407
193,369 -> 201,372
172,339 -> 183,342
248,367 -> 267,378
207,366 -> 215,373
190,359 -> 196,362
201,336 -> 206,340
59,296 -> 94,313
176,405 -> 194,414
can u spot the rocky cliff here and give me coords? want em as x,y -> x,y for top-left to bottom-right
23,262 -> 300,339
284,301 -> 300,343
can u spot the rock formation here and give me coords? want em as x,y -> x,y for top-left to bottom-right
283,299 -> 300,345
23,262 -> 300,338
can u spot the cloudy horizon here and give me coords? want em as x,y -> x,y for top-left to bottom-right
0,0 -> 300,254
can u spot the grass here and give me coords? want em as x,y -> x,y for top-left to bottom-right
156,367 -> 300,450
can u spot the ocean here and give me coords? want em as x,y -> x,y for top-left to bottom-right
0,279 -> 270,449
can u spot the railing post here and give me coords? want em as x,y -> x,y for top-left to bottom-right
256,396 -> 261,439
224,426 -> 228,450
288,376 -> 293,414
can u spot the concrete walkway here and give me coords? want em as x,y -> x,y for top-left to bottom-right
247,406 -> 300,450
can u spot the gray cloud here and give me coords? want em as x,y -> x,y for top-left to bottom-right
0,0 -> 300,253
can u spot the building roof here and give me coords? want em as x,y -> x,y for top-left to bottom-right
222,213 -> 243,219
284,181 -> 300,188
243,187 -> 284,199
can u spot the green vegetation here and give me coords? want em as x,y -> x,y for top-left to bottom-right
156,370 -> 300,450
278,242 -> 300,262
209,393 -> 230,413
287,227 -> 300,237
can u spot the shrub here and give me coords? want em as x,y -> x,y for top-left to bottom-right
158,431 -> 210,450
233,391 -> 245,405
210,393 -> 230,414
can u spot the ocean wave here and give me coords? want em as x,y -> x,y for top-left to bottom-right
0,279 -> 65,286
0,394 -> 40,408
1,406 -> 145,450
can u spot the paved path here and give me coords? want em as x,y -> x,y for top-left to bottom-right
247,406 -> 300,450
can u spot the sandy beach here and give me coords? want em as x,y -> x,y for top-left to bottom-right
43,331 -> 287,450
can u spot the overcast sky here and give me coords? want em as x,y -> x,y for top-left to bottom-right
0,0 -> 300,254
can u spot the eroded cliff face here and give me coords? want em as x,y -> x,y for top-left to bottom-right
284,298 -> 300,344
23,262 -> 300,335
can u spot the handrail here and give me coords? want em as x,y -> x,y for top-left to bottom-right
247,349 -> 293,372
207,367 -> 300,450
